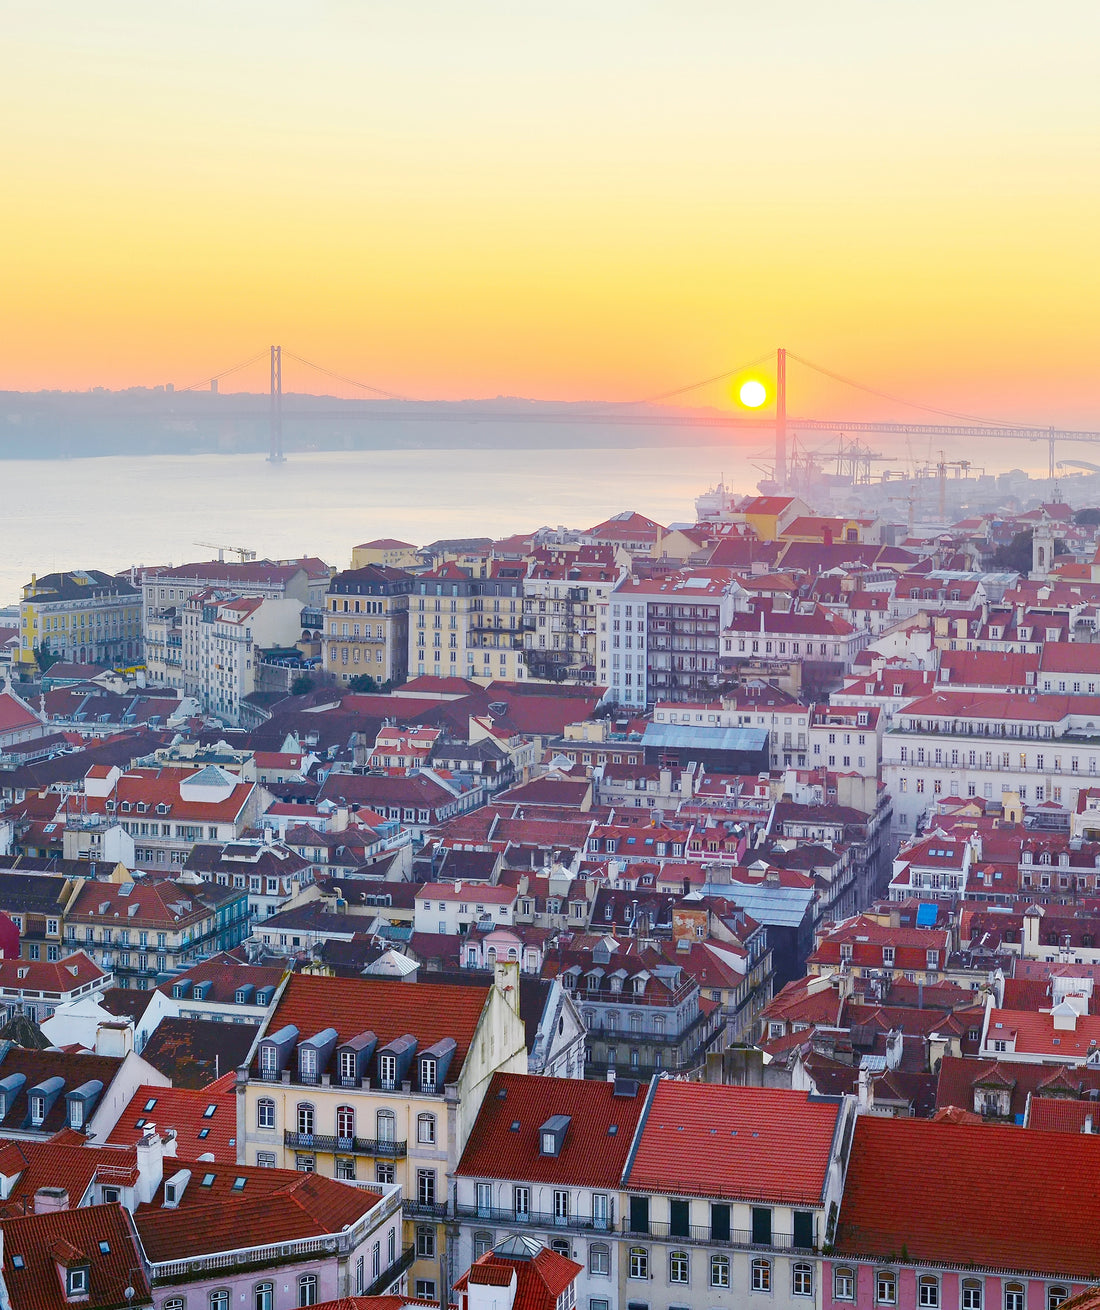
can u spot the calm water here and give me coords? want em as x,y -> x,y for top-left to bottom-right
0,445 -> 751,606
0,436 -> 1051,607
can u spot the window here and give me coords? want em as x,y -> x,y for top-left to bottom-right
475,1232 -> 493,1260
1002,1288 -> 1023,1310
550,1239 -> 570,1258
1048,1290 -> 1069,1310
421,1057 -> 437,1092
335,1157 -> 356,1180
416,1225 -> 435,1258
296,1103 -> 314,1137
793,1263 -> 813,1298
751,1259 -> 771,1292
918,1275 -> 939,1308
590,1301 -> 609,1310
476,1182 -> 492,1217
337,1105 -> 355,1140
254,1285 -> 273,1310
710,1256 -> 730,1289
629,1247 -> 648,1280
68,1267 -> 89,1296
417,1169 -> 436,1207
876,1271 -> 897,1305
834,1267 -> 856,1300
589,1244 -> 610,1277
256,1099 -> 275,1130
376,1162 -> 395,1184
554,1189 -> 570,1223
414,1283 -> 436,1302
298,1277 -> 317,1308
164,1300 -> 184,1310
378,1054 -> 396,1088
210,1293 -> 230,1310
355,1256 -> 364,1297
417,1113 -> 436,1144
669,1251 -> 688,1284
376,1108 -> 395,1141
514,1185 -> 530,1219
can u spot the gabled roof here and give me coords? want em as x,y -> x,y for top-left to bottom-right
106,1073 -> 237,1159
454,1241 -> 580,1310
625,1081 -> 841,1205
456,1072 -> 646,1188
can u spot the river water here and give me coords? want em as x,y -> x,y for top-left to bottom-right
0,435 -> 1052,607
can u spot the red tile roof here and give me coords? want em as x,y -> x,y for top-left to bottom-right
1,1203 -> 150,1310
135,1160 -> 382,1262
1026,1096 -> 1098,1134
0,952 -> 106,995
0,692 -> 44,735
260,974 -> 490,1080
106,1074 -> 237,1159
834,1115 -> 1100,1277
456,1072 -> 647,1189
625,1082 -> 841,1204
454,1242 -> 581,1310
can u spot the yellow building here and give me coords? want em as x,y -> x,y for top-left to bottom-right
18,569 -> 142,670
735,495 -> 811,542
238,965 -> 527,1304
351,539 -> 421,570
324,565 -> 413,687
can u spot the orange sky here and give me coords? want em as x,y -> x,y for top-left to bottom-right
3,2 -> 1099,424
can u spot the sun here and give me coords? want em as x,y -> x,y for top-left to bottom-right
739,379 -> 768,408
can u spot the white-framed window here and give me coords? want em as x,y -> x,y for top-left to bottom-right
834,1267 -> 856,1300
793,1263 -> 813,1298
296,1103 -> 314,1137
297,1277 -> 317,1308
376,1108 -> 395,1141
629,1247 -> 648,1280
710,1255 -> 730,1288
254,1284 -> 274,1310
256,1098 -> 275,1130
68,1267 -> 89,1296
589,1244 -> 610,1277
876,1270 -> 897,1305
918,1275 -> 939,1308
669,1251 -> 688,1284
475,1232 -> 493,1260
210,1293 -> 230,1310
337,1105 -> 355,1140
417,1113 -> 436,1144
751,1258 -> 771,1292
1048,1289 -> 1069,1310
416,1225 -> 435,1258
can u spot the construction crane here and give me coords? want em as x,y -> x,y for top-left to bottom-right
934,451 -> 984,520
193,541 -> 258,563
889,488 -> 918,538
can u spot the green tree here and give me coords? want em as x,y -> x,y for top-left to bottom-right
990,529 -> 1033,574
346,674 -> 378,692
290,674 -> 315,695
1074,507 -> 1100,526
35,644 -> 60,673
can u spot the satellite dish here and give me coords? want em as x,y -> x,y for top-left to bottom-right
124,1288 -> 136,1301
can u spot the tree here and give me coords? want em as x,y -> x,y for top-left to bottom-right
989,529 -> 1033,574
346,674 -> 378,693
290,674 -> 315,695
35,644 -> 60,673
1074,507 -> 1100,526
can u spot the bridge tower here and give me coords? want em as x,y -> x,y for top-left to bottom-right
268,345 -> 285,464
775,346 -> 787,490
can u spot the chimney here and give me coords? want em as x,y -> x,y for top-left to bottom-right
1085,1114 -> 1094,1136
857,1066 -> 873,1114
95,1022 -> 134,1058
135,1128 -> 166,1204
34,1187 -> 70,1215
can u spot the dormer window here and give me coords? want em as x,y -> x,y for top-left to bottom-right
235,990 -> 249,1004
379,1054 -> 396,1090
30,1094 -> 46,1126
120,801 -> 132,813
539,1114 -> 571,1156
421,1058 -> 437,1093
67,1266 -> 89,1297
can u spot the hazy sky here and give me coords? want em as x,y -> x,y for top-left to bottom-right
3,2 -> 1098,422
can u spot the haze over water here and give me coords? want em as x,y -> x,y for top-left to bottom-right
0,435 -> 1052,608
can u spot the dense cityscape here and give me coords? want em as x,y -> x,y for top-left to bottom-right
0,476 -> 1098,1309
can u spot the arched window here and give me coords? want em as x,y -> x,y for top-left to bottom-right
918,1275 -> 940,1308
164,1300 -> 185,1310
961,1278 -> 982,1309
417,1113 -> 436,1145
474,1232 -> 493,1260
793,1263 -> 813,1298
550,1239 -> 570,1258
589,1244 -> 610,1277
669,1251 -> 688,1284
256,1098 -> 275,1130
296,1103 -> 314,1137
336,1105 -> 355,1141
297,1277 -> 317,1308
752,1258 -> 772,1292
876,1270 -> 897,1305
628,1247 -> 648,1280
376,1108 -> 395,1142
1004,1283 -> 1024,1310
1048,1290 -> 1069,1310
254,1285 -> 273,1310
210,1292 -> 229,1310
834,1268 -> 856,1301
710,1255 -> 730,1289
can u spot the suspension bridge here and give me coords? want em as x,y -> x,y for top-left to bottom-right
140,344 -> 1100,484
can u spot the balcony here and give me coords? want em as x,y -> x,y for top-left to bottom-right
454,1204 -> 615,1234
365,1245 -> 415,1298
403,1199 -> 449,1220
620,1219 -> 814,1252
284,1131 -> 407,1158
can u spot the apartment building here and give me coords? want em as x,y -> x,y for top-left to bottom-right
142,559 -> 326,685
599,570 -> 745,709
18,570 -> 142,670
237,965 -> 528,1303
452,1072 -> 647,1305
523,550 -> 626,683
181,591 -> 304,725
324,565 -> 413,687
882,689 -> 1100,833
